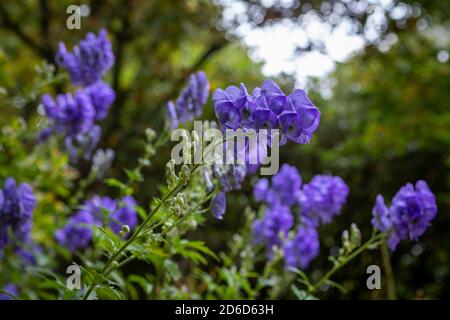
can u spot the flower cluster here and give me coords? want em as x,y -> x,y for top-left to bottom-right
297,175 -> 350,227
372,180 -> 437,250
56,29 -> 114,86
167,71 -> 209,129
283,226 -> 320,269
55,195 -> 138,252
252,164 -> 349,268
40,30 -> 115,161
0,178 -> 36,251
213,80 -> 320,145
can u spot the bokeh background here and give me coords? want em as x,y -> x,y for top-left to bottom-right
0,0 -> 449,299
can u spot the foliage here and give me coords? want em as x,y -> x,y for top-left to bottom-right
0,1 -> 448,300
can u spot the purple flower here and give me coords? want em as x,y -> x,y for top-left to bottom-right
371,195 -> 391,232
298,175 -> 349,227
252,204 -> 294,256
56,29 -> 114,86
41,90 -> 95,138
64,125 -> 101,162
211,192 -> 227,220
0,283 -> 18,300
252,164 -> 302,207
213,80 -> 320,145
92,148 -> 115,179
108,196 -> 138,234
85,81 -> 115,120
386,181 -> 437,250
253,178 -> 269,202
55,210 -> 96,252
167,71 -> 209,128
279,89 -> 320,144
81,196 -> 117,225
261,80 -> 288,115
213,86 -> 243,130
0,178 -> 36,250
56,195 -> 140,252
270,164 -> 302,207
284,226 -> 319,269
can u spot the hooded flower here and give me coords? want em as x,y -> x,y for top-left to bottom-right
213,80 -> 320,145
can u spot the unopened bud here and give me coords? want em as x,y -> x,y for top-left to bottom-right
350,223 -> 361,247
119,225 -> 130,238
145,128 -> 156,142
175,193 -> 186,208
341,230 -> 351,253
165,159 -> 178,187
179,165 -> 191,185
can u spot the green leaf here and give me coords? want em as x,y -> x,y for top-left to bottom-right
125,168 -> 144,182
164,259 -> 182,281
128,275 -> 153,295
95,286 -> 123,300
291,285 -> 318,300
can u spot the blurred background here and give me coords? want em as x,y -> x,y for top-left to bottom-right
0,0 -> 449,299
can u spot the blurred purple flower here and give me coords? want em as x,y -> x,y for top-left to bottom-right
371,195 -> 391,232
0,283 -> 18,300
298,175 -> 349,227
56,195 -> 139,252
85,80 -> 115,120
108,196 -> 138,234
56,29 -> 114,86
0,178 -> 35,250
41,90 -> 95,138
55,210 -> 96,252
252,204 -> 294,257
64,124 -> 101,162
284,226 -> 319,269
211,192 -> 227,220
167,71 -> 209,128
252,164 -> 302,207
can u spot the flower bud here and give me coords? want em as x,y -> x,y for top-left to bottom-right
341,229 -> 351,253
119,224 -> 130,238
179,165 -> 191,185
350,223 -> 362,248
165,159 -> 178,187
175,193 -> 186,208
145,128 -> 156,142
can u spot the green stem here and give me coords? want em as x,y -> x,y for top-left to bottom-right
380,240 -> 396,300
308,232 -> 386,295
81,131 -> 244,299
81,182 -> 183,300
